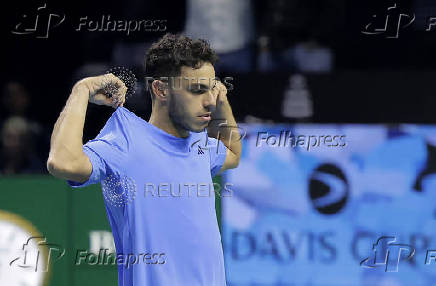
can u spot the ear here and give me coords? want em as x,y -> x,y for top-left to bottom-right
151,80 -> 168,100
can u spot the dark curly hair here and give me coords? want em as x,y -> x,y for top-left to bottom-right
144,33 -> 219,79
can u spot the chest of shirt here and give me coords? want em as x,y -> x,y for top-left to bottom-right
123,139 -> 213,185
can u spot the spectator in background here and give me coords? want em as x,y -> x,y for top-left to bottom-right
1,82 -> 42,129
1,82 -> 31,119
184,0 -> 255,73
0,116 -> 45,175
257,0 -> 345,73
1,82 -> 45,174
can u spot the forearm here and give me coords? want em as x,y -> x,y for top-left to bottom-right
207,98 -> 242,157
47,85 -> 90,176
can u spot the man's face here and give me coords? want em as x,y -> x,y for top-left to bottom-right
167,62 -> 218,133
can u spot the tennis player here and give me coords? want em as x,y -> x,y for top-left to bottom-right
47,33 -> 241,285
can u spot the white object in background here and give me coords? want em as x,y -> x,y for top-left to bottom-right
281,74 -> 313,119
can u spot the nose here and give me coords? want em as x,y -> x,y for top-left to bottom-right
203,89 -> 217,112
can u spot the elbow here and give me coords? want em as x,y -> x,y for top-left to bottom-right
46,156 -> 65,177
46,155 -> 76,178
47,157 -> 55,175
47,153 -> 91,182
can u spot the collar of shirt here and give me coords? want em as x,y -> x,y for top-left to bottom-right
119,107 -> 200,155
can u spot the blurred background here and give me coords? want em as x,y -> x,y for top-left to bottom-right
1,0 -> 436,285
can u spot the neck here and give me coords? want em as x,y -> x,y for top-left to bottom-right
148,111 -> 190,138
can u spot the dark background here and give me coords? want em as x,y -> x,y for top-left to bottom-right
2,0 -> 436,174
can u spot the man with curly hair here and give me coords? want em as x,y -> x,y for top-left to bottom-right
47,33 -> 241,285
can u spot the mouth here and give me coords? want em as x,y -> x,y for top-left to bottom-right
198,113 -> 211,121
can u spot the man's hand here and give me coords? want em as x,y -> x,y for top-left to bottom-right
211,80 -> 228,108
73,73 -> 127,109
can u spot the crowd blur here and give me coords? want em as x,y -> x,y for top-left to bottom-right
0,82 -> 45,175
3,0 -> 435,174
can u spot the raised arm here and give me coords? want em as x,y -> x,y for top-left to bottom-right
47,74 -> 126,183
207,81 -> 242,173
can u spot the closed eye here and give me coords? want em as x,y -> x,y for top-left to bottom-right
189,83 -> 210,94
190,89 -> 208,94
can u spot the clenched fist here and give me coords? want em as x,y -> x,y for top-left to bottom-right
72,73 -> 127,108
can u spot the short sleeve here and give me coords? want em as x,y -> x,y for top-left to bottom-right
66,108 -> 130,188
207,137 -> 228,177
67,145 -> 107,188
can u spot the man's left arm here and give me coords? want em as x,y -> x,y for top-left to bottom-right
207,81 -> 242,174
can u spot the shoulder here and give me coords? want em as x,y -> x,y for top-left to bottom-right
205,136 -> 227,155
103,107 -> 135,130
88,107 -> 139,153
189,130 -> 221,152
99,107 -> 141,137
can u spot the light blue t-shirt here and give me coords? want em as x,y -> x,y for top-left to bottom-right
68,107 -> 228,286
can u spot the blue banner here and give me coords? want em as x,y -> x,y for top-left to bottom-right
222,124 -> 436,286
